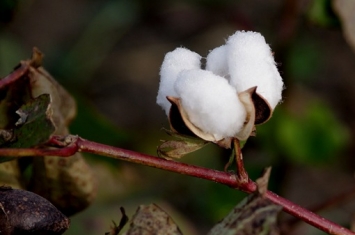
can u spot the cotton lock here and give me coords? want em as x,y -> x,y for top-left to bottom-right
156,30 -> 284,142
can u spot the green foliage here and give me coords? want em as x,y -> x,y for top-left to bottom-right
69,94 -> 128,147
307,0 -> 340,27
258,101 -> 349,165
286,39 -> 322,84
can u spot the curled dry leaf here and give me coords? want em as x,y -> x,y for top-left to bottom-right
26,49 -> 97,216
166,86 -> 272,148
105,207 -> 129,235
0,47 -> 97,215
157,130 -> 208,159
124,204 -> 183,235
333,0 -> 355,53
0,187 -> 70,235
207,167 -> 281,235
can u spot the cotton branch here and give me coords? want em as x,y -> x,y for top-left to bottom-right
0,135 -> 354,235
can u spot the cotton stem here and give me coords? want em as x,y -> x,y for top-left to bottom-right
233,138 -> 249,183
0,135 -> 354,235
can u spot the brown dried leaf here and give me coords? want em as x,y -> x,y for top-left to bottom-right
21,48 -> 97,216
125,204 -> 183,235
105,207 -> 129,235
333,0 -> 355,53
0,48 -> 97,215
207,168 -> 281,235
157,138 -> 208,159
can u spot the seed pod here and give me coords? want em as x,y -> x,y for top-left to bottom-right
0,187 -> 70,235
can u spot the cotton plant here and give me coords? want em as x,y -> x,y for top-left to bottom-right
157,31 -> 283,157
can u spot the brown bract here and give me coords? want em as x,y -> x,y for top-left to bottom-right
167,86 -> 272,148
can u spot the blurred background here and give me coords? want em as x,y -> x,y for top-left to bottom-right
1,0 -> 355,234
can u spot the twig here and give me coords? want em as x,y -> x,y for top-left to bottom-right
284,186 -> 355,231
0,135 -> 354,235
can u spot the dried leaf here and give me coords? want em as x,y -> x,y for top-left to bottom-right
0,48 -> 96,215
207,168 -> 281,235
25,49 -> 96,216
158,139 -> 208,159
105,207 -> 129,235
11,94 -> 55,148
157,128 -> 208,159
0,94 -> 55,164
333,0 -> 355,52
125,204 -> 183,235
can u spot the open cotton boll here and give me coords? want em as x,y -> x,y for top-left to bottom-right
174,69 -> 247,140
206,45 -> 229,78
227,31 -> 283,109
157,47 -> 201,115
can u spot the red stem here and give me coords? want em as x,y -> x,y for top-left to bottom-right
0,135 -> 354,235
77,137 -> 256,193
0,63 -> 29,88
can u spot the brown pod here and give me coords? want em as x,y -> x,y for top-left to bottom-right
0,187 -> 70,235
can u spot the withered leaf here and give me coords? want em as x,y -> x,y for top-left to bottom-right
158,139 -> 208,159
157,129 -> 208,159
0,94 -> 55,163
207,168 -> 281,235
125,204 -> 183,235
105,207 -> 129,235
333,0 -> 355,53
0,48 -> 96,215
11,94 -> 55,148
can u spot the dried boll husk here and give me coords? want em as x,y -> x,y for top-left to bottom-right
0,187 -> 70,235
167,86 -> 272,148
252,89 -> 272,125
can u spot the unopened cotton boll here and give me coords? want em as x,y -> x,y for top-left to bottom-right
206,45 -> 229,78
227,31 -> 283,109
157,47 -> 201,115
174,69 -> 247,140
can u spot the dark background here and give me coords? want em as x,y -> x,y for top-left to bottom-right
1,0 -> 355,234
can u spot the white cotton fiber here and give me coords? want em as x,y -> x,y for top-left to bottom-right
157,47 -> 201,115
206,45 -> 229,78
174,69 -> 247,140
227,31 -> 283,109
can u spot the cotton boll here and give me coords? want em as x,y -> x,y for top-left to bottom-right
227,31 -> 283,109
206,45 -> 229,78
157,47 -> 201,115
174,69 -> 246,140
